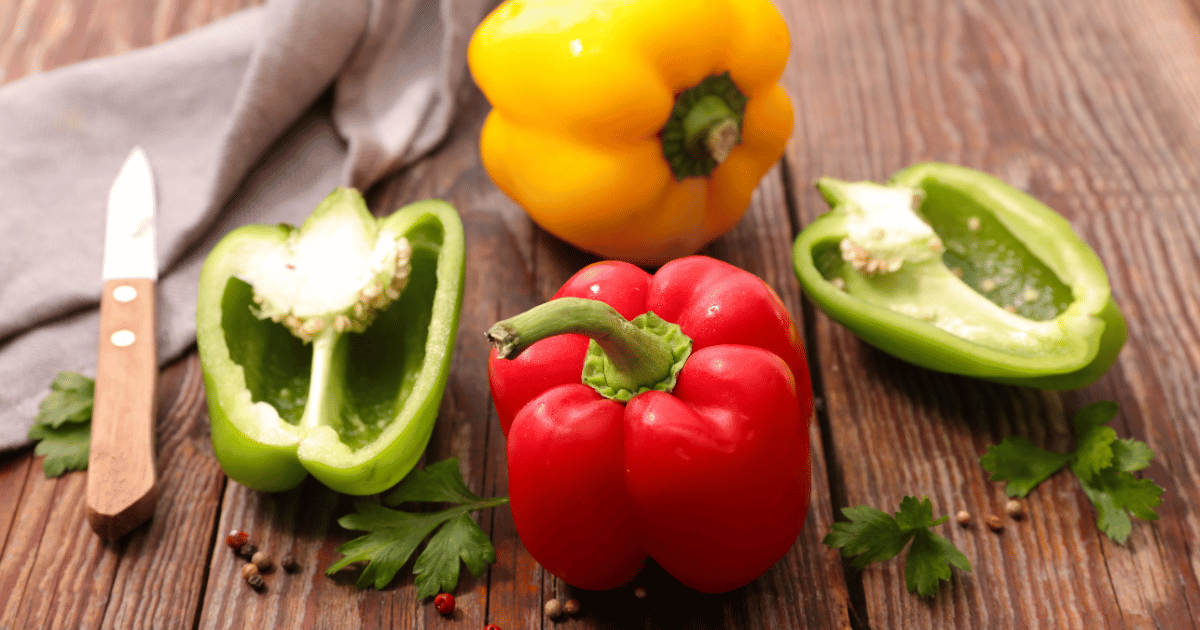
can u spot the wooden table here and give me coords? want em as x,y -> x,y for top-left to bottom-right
2,0 -> 1198,628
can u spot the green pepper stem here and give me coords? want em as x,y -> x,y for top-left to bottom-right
300,328 -> 346,430
487,297 -> 677,393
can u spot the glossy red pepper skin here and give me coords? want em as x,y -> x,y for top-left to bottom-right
488,256 -> 813,593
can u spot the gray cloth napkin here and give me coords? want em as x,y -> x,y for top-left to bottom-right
0,0 -> 492,450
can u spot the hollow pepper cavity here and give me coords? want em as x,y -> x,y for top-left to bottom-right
467,0 -> 794,265
792,162 -> 1126,389
487,256 -> 813,593
196,189 -> 465,495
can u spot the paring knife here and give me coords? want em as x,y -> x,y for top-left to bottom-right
87,147 -> 159,540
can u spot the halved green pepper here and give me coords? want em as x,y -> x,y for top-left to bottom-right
793,162 -> 1126,390
196,188 -> 465,495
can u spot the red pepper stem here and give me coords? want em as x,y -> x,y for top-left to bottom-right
487,297 -> 680,394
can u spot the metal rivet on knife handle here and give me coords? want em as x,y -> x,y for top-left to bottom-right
112,285 -> 138,302
110,330 -> 136,347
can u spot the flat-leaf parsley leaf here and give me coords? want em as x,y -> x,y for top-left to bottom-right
27,372 -> 95,477
979,401 -> 1163,544
327,458 -> 509,597
824,496 -> 970,597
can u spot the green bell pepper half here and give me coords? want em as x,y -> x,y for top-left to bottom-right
792,162 -> 1126,390
196,188 -> 465,495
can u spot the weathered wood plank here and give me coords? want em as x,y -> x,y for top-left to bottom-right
777,0 -> 1200,626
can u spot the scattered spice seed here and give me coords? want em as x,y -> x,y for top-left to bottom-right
955,510 -> 971,527
246,573 -> 265,592
225,530 -> 249,551
986,515 -> 1005,532
484,625 -> 503,630
280,555 -> 300,573
633,586 -> 647,599
1006,499 -> 1025,520
242,563 -> 265,592
563,598 -> 580,615
251,550 -> 273,573
237,542 -> 258,560
544,599 -> 563,619
434,593 -> 455,615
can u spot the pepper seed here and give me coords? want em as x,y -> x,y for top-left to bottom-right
633,587 -> 647,599
251,550 -> 274,573
955,510 -> 972,527
242,563 -> 265,592
237,542 -> 259,560
967,217 -> 981,232
280,555 -> 300,573
544,599 -> 563,619
225,530 -> 248,551
1006,499 -> 1025,520
563,598 -> 581,614
986,515 -> 1005,532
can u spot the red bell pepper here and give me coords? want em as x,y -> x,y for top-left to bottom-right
486,256 -> 813,593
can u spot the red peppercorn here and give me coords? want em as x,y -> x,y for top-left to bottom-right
484,625 -> 503,630
434,593 -> 455,615
225,530 -> 248,551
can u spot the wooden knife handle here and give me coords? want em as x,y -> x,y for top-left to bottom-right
87,278 -> 158,540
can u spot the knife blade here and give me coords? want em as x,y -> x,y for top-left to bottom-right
87,147 -> 159,540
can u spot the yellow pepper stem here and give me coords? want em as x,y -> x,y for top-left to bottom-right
682,96 -> 741,163
660,72 -> 748,179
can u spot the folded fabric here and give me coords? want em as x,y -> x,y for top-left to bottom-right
0,0 -> 492,450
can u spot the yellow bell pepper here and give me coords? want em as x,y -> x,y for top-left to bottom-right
467,0 -> 794,265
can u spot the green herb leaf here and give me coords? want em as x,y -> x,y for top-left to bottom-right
979,436 -> 1073,498
906,528 -> 972,598
824,496 -> 970,598
27,421 -> 91,477
978,401 -> 1163,544
1077,469 -> 1164,544
385,457 -> 486,505
27,372 -> 95,477
328,458 -> 508,594
824,505 -> 912,567
413,513 -> 496,599
1109,438 -> 1154,473
35,372 -> 95,428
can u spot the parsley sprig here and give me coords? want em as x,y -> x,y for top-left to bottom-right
27,372 -> 94,477
824,496 -> 971,597
328,458 -> 509,597
980,401 -> 1163,544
